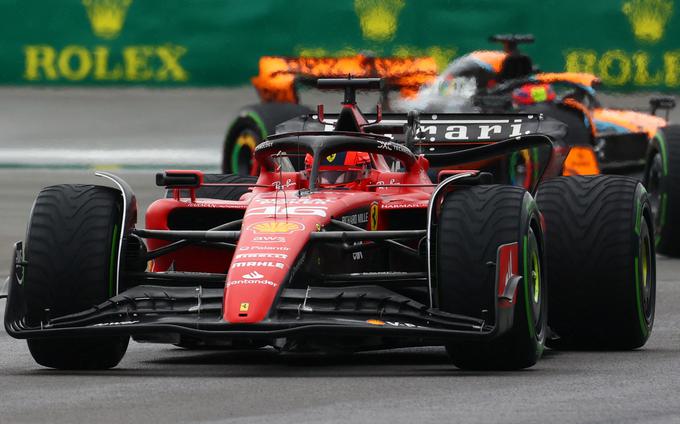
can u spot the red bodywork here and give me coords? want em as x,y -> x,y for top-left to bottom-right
147,169 -> 432,324
147,102 -> 435,325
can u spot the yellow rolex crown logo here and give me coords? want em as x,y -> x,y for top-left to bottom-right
622,0 -> 673,43
82,0 -> 133,40
354,0 -> 405,42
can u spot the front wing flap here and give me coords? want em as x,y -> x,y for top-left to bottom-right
4,242 -> 520,345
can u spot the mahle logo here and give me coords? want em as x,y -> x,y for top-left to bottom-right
622,0 -> 673,43
23,0 -> 188,83
82,0 -> 132,40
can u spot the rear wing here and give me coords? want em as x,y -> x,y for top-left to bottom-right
277,112 -> 566,151
275,111 -> 567,189
252,55 -> 438,103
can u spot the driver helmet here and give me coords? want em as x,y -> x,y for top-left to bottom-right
305,151 -> 371,187
512,83 -> 556,105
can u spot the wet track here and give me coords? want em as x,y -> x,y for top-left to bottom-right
1,89 -> 680,423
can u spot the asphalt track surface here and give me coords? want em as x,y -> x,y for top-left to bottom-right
1,89 -> 680,423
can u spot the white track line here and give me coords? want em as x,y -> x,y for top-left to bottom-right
0,148 -> 219,167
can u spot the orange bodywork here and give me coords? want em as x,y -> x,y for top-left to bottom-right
534,72 -> 601,88
592,108 -> 666,138
563,146 -> 601,176
469,51 -> 507,73
531,72 -> 666,137
252,55 -> 438,103
562,98 -> 597,137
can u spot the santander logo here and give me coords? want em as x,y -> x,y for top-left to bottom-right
242,271 -> 265,280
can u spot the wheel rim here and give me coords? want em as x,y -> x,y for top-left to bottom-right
230,130 -> 259,176
526,228 -> 545,339
509,150 -> 533,189
639,220 -> 654,325
531,250 -> 540,305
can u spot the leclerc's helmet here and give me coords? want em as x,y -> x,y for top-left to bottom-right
305,151 -> 371,187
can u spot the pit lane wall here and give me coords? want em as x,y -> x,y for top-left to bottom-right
1,0 -> 679,91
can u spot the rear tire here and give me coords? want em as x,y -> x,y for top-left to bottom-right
536,175 -> 655,349
24,184 -> 129,369
644,125 -> 680,257
437,185 -> 547,370
223,103 -> 312,174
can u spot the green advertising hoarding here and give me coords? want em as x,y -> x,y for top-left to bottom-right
0,0 -> 679,91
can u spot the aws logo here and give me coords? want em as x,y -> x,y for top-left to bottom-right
622,0 -> 673,43
23,0 -> 188,83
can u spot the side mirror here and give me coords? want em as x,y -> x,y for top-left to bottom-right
650,97 -> 676,121
155,170 -> 204,188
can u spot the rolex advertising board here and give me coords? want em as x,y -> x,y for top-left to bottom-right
0,0 -> 678,91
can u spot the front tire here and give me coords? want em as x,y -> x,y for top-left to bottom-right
537,175 -> 655,349
437,185 -> 547,370
24,184 -> 129,369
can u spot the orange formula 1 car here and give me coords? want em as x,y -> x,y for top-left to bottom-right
420,34 -> 679,256
222,35 -> 679,255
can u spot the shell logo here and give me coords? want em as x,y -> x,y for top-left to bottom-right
249,221 -> 305,234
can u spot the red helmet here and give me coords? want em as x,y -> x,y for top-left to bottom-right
512,83 -> 556,105
305,151 -> 371,187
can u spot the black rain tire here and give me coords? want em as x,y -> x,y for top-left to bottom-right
166,174 -> 258,200
222,103 -> 312,174
437,185 -> 547,370
644,125 -> 680,257
536,175 -> 655,349
24,184 -> 129,369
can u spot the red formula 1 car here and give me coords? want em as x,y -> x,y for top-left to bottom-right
3,79 -> 655,371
